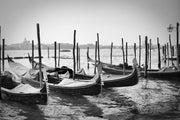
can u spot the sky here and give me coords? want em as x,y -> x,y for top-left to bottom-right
0,0 -> 180,46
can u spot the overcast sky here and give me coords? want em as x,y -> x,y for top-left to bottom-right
0,0 -> 180,45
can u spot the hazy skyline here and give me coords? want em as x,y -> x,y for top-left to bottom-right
0,0 -> 180,46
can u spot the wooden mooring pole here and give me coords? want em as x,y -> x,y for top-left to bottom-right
73,30 -> 76,80
167,43 -> 169,66
144,36 -> 148,78
169,34 -> 174,66
2,38 -> 5,72
97,33 -> 100,62
87,47 -> 89,69
78,46 -> 80,70
110,42 -> 113,65
32,40 -> 34,69
58,43 -> 60,67
147,43 -> 150,68
94,41 -> 97,74
47,47 -> 49,58
76,43 -> 79,71
121,38 -> 125,75
164,44 -> 167,65
54,41 -> 57,68
134,43 -> 136,59
36,23 -> 42,88
139,35 -> 141,68
125,42 -> 128,64
176,22 -> 179,67
172,46 -> 175,57
149,39 -> 152,69
157,37 -> 161,69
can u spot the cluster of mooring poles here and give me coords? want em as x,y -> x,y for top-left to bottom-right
0,22 -> 179,99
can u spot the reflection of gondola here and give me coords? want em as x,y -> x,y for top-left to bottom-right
8,56 -> 102,96
0,71 -> 48,104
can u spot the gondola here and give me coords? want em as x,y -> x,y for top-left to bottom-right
87,57 -> 139,87
87,52 -> 180,79
0,71 -> 48,104
139,66 -> 180,79
102,58 -> 139,87
7,56 -> 102,96
87,52 -> 133,75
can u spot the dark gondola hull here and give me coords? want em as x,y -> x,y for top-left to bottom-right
1,90 -> 47,105
140,69 -> 180,79
49,80 -> 101,96
22,75 -> 101,96
75,64 -> 139,88
86,53 -> 139,87
102,68 -> 138,87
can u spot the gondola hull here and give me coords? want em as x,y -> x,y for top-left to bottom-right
102,68 -> 138,87
21,73 -> 101,96
49,79 -> 101,95
140,68 -> 180,79
1,90 -> 47,104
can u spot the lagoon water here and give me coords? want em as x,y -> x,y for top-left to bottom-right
1,48 -> 180,120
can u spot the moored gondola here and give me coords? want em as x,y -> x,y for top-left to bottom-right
139,66 -> 180,79
7,56 -> 102,96
87,52 -> 133,75
102,59 -> 138,87
0,71 -> 48,104
85,57 -> 139,87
